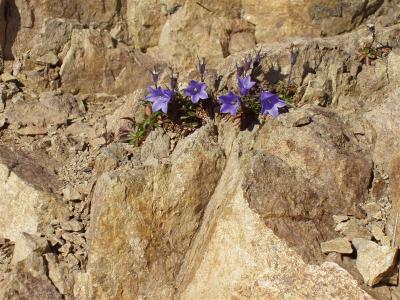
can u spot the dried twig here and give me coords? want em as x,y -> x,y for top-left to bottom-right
392,212 -> 399,248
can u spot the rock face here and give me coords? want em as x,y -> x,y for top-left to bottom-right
0,252 -> 63,299
1,1 -> 400,299
0,146 -> 68,241
246,108 -> 372,262
78,119 -> 374,299
87,125 -> 225,299
1,0 -> 390,74
2,0 -> 122,59
60,28 -> 154,95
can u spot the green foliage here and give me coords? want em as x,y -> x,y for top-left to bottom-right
171,92 -> 204,129
128,111 -> 161,146
276,82 -> 297,106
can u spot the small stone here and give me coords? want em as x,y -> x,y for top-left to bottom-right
59,242 -> 72,255
47,234 -> 64,247
335,219 -> 372,240
0,117 -> 8,129
293,115 -> 312,127
17,126 -> 48,136
381,236 -> 392,247
11,233 -> 49,265
352,238 -> 399,286
89,137 -> 107,148
280,110 -> 312,128
45,253 -> 74,295
50,219 -> 60,226
11,93 -> 24,104
63,185 -> 82,201
0,72 -> 18,83
363,202 -> 383,220
370,224 -> 386,242
62,232 -> 76,243
333,214 -> 350,224
36,52 -> 59,66
60,220 -> 83,232
65,253 -> 79,268
4,82 -> 20,99
321,238 -> 353,254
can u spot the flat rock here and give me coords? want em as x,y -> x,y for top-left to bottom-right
11,233 -> 48,265
35,52 -> 59,66
321,238 -> 353,254
333,214 -> 350,224
335,219 -> 372,240
352,238 -> 399,286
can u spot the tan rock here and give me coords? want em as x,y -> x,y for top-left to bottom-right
352,238 -> 399,286
60,220 -> 83,232
3,0 -> 121,59
228,32 -> 256,54
335,219 -> 372,240
249,107 -> 372,262
0,0 -> 5,61
44,254 -> 74,297
35,52 -> 59,66
86,124 -> 225,299
155,1 -> 228,72
0,146 -> 68,242
370,224 -> 387,243
11,233 -> 48,265
0,252 -> 62,299
333,214 -> 350,224
363,202 -> 383,220
321,238 -> 353,254
176,138 -> 371,299
60,28 -> 154,95
126,0 -> 170,49
29,18 -> 83,59
242,0 -> 383,43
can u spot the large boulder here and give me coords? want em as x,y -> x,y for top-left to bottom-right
3,0 -> 122,59
60,29 -> 153,95
86,125 -> 225,299
0,146 -> 68,241
60,28 -> 154,95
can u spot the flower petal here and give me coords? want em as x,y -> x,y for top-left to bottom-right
269,106 -> 280,118
191,94 -> 200,104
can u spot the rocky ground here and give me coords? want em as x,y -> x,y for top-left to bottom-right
1,0 -> 400,299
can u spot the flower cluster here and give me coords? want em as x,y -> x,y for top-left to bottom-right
145,52 -> 288,125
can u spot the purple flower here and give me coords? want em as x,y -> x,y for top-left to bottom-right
184,80 -> 208,104
219,91 -> 241,116
146,86 -> 174,114
260,91 -> 286,118
238,75 -> 256,96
